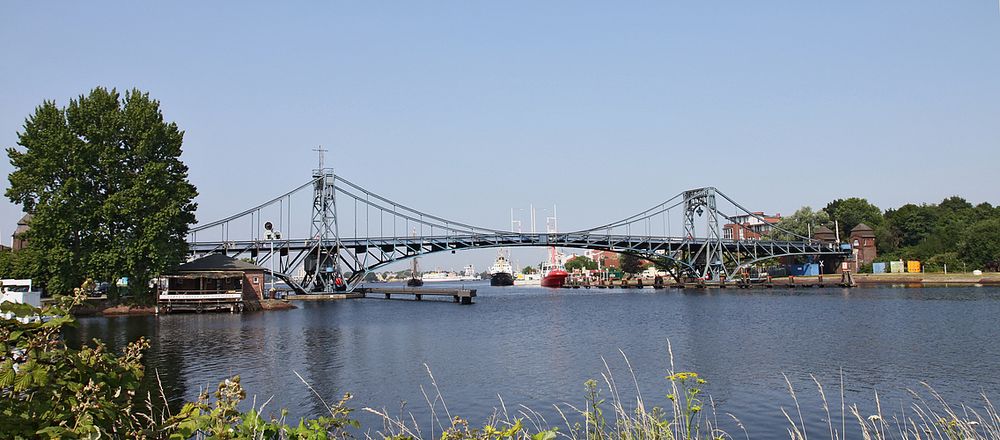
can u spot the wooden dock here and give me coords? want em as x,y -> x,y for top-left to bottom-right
286,292 -> 364,300
356,287 -> 476,304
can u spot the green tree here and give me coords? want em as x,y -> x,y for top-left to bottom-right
619,253 -> 643,274
959,218 -> 1000,271
565,256 -> 597,272
0,249 -> 43,280
522,265 -> 538,275
824,198 -> 883,239
884,204 -> 936,248
6,88 -> 198,301
769,206 -> 830,240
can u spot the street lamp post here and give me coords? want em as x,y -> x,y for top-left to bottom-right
264,221 -> 281,298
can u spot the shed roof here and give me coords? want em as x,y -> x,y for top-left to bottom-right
174,254 -> 264,273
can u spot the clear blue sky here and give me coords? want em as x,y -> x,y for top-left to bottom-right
2,2 -> 998,270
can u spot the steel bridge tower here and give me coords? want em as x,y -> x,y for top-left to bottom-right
683,187 -> 726,280
303,149 -> 347,292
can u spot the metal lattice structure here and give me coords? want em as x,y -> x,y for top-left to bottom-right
188,166 -> 850,293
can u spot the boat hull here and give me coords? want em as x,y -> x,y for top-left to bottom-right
406,278 -> 424,287
490,272 -> 514,286
541,270 -> 568,288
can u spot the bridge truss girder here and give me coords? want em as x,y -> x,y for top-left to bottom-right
188,233 -> 849,292
187,170 -> 850,293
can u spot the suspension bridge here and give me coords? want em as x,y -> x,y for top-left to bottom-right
187,162 -> 851,294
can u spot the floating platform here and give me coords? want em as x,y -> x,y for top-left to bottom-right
356,287 -> 476,304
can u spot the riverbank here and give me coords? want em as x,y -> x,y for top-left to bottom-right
259,298 -> 297,310
64,297 -> 297,316
855,272 -> 1000,285
778,272 -> 1000,286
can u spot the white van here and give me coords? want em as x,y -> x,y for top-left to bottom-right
1,279 -> 43,321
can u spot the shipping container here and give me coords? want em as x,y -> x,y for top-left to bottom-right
890,261 -> 905,273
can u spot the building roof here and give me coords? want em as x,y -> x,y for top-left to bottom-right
813,225 -> 837,241
850,223 -> 876,238
174,254 -> 264,273
14,213 -> 31,235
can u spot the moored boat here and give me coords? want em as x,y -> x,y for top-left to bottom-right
489,249 -> 515,286
540,263 -> 568,288
407,257 -> 423,287
540,246 -> 568,288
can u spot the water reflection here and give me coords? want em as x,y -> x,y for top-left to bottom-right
64,284 -> 1000,437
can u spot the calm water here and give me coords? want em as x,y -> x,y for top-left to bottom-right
67,283 -> 1000,437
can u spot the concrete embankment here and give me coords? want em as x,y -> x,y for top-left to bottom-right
854,273 -> 1000,286
780,273 -> 1000,286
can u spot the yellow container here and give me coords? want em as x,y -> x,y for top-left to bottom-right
906,261 -> 921,273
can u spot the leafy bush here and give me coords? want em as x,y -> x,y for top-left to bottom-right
0,283 -> 357,439
1,281 -> 149,438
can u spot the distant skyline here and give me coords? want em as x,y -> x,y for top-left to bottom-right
2,2 -> 999,270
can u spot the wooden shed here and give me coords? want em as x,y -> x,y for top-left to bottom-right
158,254 -> 266,313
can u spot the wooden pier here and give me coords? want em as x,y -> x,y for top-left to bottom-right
356,287 -> 476,304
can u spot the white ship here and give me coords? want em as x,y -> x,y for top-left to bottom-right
421,265 -> 479,282
489,249 -> 515,286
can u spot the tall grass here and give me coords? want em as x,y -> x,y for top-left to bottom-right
355,342 -> 1000,440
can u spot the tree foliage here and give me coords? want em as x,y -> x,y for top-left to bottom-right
959,218 -> 1000,271
564,256 -> 597,272
5,87 -> 198,300
875,196 -> 1000,271
619,253 -> 644,274
0,249 -> 44,281
824,198 -> 883,239
770,206 -> 830,240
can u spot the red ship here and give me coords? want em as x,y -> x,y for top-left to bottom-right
540,246 -> 568,288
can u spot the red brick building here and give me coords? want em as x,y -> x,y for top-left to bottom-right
849,223 -> 877,266
584,250 -> 620,269
12,213 -> 31,251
